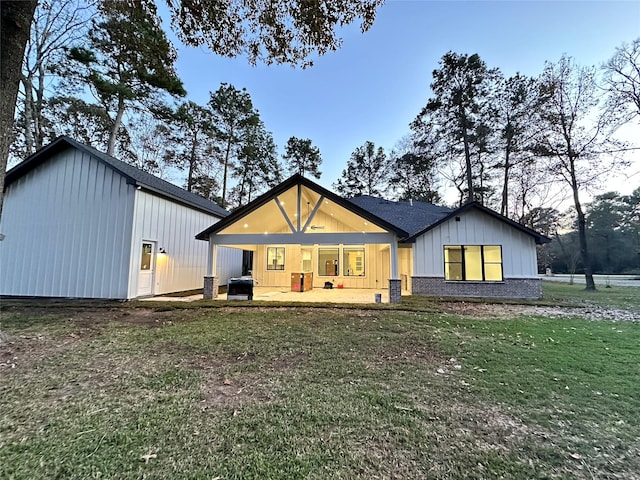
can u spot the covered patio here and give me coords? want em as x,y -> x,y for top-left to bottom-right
196,175 -> 410,303
142,286 -> 401,304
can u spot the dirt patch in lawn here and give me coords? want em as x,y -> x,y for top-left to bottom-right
437,302 -> 640,322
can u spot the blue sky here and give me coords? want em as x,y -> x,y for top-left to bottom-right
166,0 -> 640,198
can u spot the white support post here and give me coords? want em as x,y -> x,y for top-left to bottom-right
204,240 -> 219,300
390,239 -> 399,279
389,239 -> 401,304
211,243 -> 218,278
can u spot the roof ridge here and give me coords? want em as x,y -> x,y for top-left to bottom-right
7,136 -> 229,218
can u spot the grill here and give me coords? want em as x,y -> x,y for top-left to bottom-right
227,277 -> 254,300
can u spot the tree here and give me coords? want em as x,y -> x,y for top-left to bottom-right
535,55 -> 628,290
603,38 -> 640,122
412,52 -> 499,203
47,95 -> 120,149
63,2 -> 185,156
167,0 -> 383,68
586,192 -> 627,273
1,0 -> 384,220
520,206 -> 560,273
333,141 -> 390,197
123,112 -> 168,176
208,83 -> 260,207
388,135 -> 441,203
13,0 -> 95,160
1,0 -> 38,215
282,136 -> 322,179
230,120 -> 281,208
161,101 -> 218,192
493,73 -> 543,216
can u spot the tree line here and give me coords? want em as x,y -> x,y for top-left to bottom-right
330,46 -> 640,289
8,0 -> 335,209
4,1 -> 640,288
1,0 -> 383,212
535,189 -> 640,276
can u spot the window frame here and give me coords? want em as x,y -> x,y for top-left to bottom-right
443,245 -> 503,282
342,246 -> 366,277
266,246 -> 285,271
318,247 -> 339,277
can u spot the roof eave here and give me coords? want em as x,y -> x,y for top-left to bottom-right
196,174 -> 409,241
6,136 -> 228,218
406,201 -> 552,244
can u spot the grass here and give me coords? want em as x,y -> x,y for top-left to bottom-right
542,281 -> 640,310
1,289 -> 639,479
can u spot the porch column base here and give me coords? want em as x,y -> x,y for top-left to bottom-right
204,276 -> 219,300
389,278 -> 402,304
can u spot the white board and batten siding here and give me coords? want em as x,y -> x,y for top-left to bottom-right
128,190 -> 242,298
0,148 -> 135,298
413,209 -> 538,278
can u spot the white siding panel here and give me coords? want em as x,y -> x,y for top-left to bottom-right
0,148 -> 134,298
128,191 -> 242,297
414,209 -> 538,278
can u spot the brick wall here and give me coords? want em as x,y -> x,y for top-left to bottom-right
411,276 -> 542,299
203,276 -> 219,300
389,279 -> 402,303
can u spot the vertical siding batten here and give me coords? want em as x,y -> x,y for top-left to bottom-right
130,190 -> 242,297
0,148 -> 134,298
414,209 -> 538,278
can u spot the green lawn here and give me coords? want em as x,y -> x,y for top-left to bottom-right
541,281 -> 640,310
1,289 -> 639,479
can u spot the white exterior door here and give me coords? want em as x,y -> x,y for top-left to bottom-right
137,241 -> 155,296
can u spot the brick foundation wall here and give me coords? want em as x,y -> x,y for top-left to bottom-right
203,276 -> 219,300
411,277 -> 542,299
389,278 -> 402,303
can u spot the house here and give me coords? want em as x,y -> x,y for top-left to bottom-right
196,175 -> 550,302
0,136 -> 242,299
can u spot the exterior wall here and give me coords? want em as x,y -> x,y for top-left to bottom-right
250,243 -> 391,290
411,208 -> 541,299
128,190 -> 242,297
413,209 -> 538,278
398,246 -> 413,292
412,277 -> 542,299
0,148 -> 134,298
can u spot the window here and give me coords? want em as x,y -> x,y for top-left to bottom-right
301,248 -> 313,272
343,247 -> 365,276
444,245 -> 503,281
318,248 -> 339,276
267,247 -> 285,270
140,243 -> 152,270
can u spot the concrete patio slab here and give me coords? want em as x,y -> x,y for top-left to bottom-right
141,286 -> 393,304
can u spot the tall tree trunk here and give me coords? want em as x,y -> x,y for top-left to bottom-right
462,133 -> 474,202
21,75 -> 35,155
107,96 -> 126,156
501,148 -> 511,216
0,0 -> 38,220
221,136 -> 233,208
187,133 -> 197,192
570,163 -> 596,290
459,107 -> 474,202
35,61 -> 46,149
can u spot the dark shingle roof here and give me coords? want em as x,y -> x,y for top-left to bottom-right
349,196 -> 550,244
4,136 -> 229,218
347,195 -> 452,237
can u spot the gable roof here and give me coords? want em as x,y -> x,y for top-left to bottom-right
4,136 -> 229,218
196,174 -> 410,240
347,195 -> 452,238
405,201 -> 552,244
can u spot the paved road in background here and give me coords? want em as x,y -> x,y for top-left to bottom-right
541,274 -> 640,288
